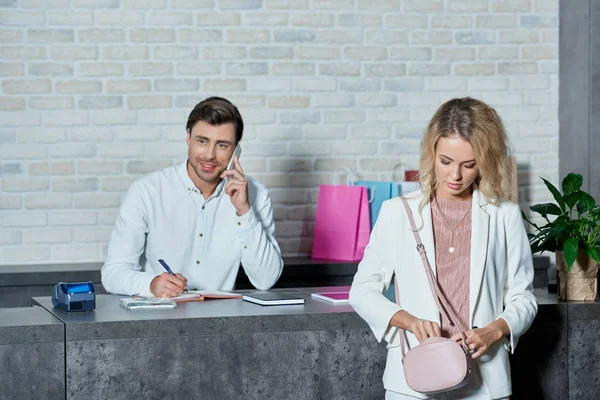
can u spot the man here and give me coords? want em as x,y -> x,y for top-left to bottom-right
101,97 -> 283,297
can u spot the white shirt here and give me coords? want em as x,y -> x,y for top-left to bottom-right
101,161 -> 283,296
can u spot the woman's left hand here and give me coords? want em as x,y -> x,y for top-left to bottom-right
450,319 -> 510,359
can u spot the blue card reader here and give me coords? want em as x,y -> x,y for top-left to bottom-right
52,281 -> 96,312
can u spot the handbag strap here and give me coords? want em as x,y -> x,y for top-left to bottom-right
396,196 -> 469,358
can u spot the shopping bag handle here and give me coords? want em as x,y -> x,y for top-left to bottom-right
331,169 -> 377,204
331,167 -> 356,186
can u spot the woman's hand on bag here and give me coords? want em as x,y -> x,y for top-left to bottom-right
390,311 -> 441,342
450,319 -> 510,359
409,318 -> 442,342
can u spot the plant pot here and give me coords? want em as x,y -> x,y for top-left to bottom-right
556,250 -> 599,301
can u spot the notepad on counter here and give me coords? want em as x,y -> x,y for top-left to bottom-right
172,290 -> 242,302
119,297 -> 177,310
242,291 -> 305,306
132,290 -> 242,303
311,292 -> 350,304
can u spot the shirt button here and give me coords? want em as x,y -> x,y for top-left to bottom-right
199,233 -> 203,237
244,246 -> 247,249
237,222 -> 241,226
196,261 -> 200,265
202,206 -> 205,210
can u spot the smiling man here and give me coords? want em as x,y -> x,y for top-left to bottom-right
101,97 -> 283,297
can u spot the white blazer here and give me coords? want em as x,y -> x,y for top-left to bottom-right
349,189 -> 538,399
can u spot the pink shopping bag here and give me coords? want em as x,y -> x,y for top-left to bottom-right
311,184 -> 371,261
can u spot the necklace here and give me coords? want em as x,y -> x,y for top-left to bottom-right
434,196 -> 471,253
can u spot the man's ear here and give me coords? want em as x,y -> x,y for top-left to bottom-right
186,129 -> 191,145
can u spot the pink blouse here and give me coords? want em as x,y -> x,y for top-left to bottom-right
431,196 -> 472,338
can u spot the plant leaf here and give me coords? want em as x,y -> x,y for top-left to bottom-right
585,246 -> 600,263
531,238 -> 553,254
541,177 -> 565,211
547,220 -> 569,242
563,238 -> 579,271
579,192 -> 596,213
562,173 -> 583,195
563,191 -> 584,211
537,233 -> 560,253
521,210 -> 539,229
530,203 -> 562,218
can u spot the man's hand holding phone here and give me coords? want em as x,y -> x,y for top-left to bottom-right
221,150 -> 250,216
224,144 -> 242,182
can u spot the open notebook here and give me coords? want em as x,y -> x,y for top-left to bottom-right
172,290 -> 242,302
135,290 -> 241,303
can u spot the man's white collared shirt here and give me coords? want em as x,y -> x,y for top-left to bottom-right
101,162 -> 283,296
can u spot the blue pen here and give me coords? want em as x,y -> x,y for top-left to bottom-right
158,259 -> 188,293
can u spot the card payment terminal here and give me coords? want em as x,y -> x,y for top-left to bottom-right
52,281 -> 96,312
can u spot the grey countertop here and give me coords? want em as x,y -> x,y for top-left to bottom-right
33,287 -> 366,341
534,288 -> 600,316
32,287 -> 598,342
0,306 -> 64,345
534,288 -> 560,305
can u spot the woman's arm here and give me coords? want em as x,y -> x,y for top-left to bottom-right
349,201 -> 403,343
350,200 -> 442,343
497,204 -> 538,352
453,204 -> 538,356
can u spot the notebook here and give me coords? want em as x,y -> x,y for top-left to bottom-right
172,290 -> 242,302
119,297 -> 177,310
311,292 -> 350,304
242,291 -> 305,306
133,290 -> 242,303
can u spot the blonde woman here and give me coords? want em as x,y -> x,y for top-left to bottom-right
349,97 -> 537,399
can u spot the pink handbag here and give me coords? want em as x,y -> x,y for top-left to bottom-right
396,196 -> 472,394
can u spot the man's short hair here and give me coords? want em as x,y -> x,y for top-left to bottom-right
186,97 -> 243,143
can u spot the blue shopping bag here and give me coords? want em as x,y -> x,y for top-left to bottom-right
353,181 -> 400,230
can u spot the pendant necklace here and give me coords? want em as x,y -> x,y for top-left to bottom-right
434,196 -> 471,253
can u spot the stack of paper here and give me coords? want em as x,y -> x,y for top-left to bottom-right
119,298 -> 177,310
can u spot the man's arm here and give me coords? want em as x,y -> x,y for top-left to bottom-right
235,184 -> 283,290
101,181 -> 157,296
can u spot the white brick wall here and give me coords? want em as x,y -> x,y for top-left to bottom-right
0,0 -> 558,264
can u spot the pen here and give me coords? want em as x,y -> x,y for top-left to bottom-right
158,259 -> 188,293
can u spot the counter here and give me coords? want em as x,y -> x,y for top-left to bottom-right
33,288 -> 386,400
0,288 -> 594,399
0,307 -> 65,400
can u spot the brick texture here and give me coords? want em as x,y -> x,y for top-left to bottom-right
0,0 -> 559,263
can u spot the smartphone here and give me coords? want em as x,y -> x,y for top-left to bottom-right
225,144 -> 242,182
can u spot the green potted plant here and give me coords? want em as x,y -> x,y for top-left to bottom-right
522,173 -> 600,300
